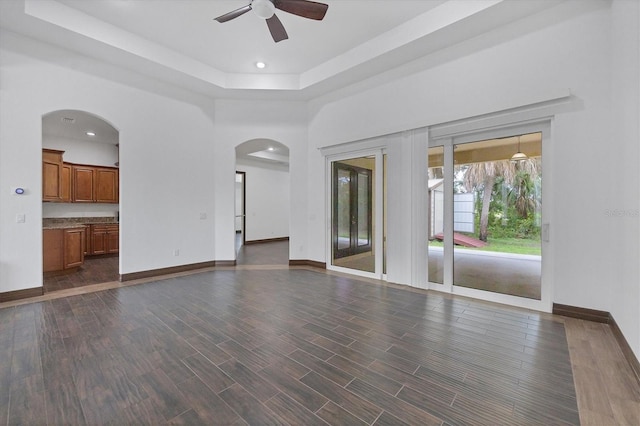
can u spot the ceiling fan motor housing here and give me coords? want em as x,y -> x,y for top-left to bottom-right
252,0 -> 275,19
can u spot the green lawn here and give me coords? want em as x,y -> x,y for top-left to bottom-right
429,236 -> 541,256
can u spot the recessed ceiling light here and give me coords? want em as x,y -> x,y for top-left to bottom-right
256,62 -> 266,69
268,147 -> 274,151
86,131 -> 96,136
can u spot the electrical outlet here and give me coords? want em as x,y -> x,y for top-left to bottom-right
16,214 -> 25,223
173,249 -> 180,256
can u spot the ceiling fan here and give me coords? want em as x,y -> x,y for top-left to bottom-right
214,0 -> 329,43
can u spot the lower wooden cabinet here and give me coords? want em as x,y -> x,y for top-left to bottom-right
89,224 -> 119,255
43,227 -> 86,272
64,228 -> 85,268
43,229 -> 63,272
44,224 -> 118,272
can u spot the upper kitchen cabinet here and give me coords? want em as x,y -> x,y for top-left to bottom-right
73,164 -> 119,203
61,163 -> 72,202
43,149 -> 118,204
95,167 -> 119,203
72,165 -> 95,202
42,149 -> 64,201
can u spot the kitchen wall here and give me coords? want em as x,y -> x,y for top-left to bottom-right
42,134 -> 119,219
43,135 -> 118,167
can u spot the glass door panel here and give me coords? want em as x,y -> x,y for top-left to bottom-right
332,158 -> 375,273
357,173 -> 370,248
428,146 -> 444,284
452,133 -> 542,299
336,168 -> 352,251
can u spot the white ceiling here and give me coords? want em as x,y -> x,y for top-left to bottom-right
0,0 -> 561,100
55,0 -> 446,75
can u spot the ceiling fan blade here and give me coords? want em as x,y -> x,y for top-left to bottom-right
266,14 -> 288,42
214,5 -> 252,23
274,0 -> 328,20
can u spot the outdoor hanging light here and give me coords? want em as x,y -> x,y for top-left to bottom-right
511,136 -> 528,161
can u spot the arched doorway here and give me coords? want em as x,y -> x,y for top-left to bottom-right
41,110 -> 120,292
235,139 -> 290,265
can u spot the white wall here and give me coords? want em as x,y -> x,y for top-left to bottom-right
236,160 -> 289,242
307,0 -> 639,357
610,0 -> 640,359
0,34 -> 217,291
212,99 -> 307,262
43,135 -> 119,167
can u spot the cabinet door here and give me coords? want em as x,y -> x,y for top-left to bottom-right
73,166 -> 95,202
84,225 -> 91,255
42,160 -> 62,201
92,227 -> 107,255
43,229 -> 63,272
61,164 -> 72,202
95,168 -> 119,203
106,226 -> 119,254
64,228 -> 85,269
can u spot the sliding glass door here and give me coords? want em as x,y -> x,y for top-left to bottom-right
333,161 -> 372,259
331,156 -> 379,274
428,128 -> 546,308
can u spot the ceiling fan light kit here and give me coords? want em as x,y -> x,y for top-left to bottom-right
214,0 -> 329,43
252,0 -> 276,19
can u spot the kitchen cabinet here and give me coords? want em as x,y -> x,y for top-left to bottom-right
73,165 -> 95,202
61,163 -> 72,202
43,150 -> 118,203
72,164 -> 119,203
43,227 -> 86,272
42,149 -> 64,201
89,224 -> 119,255
43,229 -> 63,272
95,167 -> 119,203
64,227 -> 85,268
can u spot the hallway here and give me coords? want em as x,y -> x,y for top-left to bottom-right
235,238 -> 289,266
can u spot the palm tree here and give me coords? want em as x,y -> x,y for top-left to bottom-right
461,158 -> 540,241
509,159 -> 541,219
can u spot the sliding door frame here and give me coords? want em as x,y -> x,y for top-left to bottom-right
326,149 -> 385,280
429,119 -> 554,312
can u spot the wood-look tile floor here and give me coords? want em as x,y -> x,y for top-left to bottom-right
14,241 -> 640,425
1,267 -> 601,426
43,255 -> 119,293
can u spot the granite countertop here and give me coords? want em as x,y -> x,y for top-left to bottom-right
43,217 -> 118,230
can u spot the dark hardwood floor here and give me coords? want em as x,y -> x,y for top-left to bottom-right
13,241 -> 639,425
43,255 -> 119,293
2,267 -> 584,425
236,237 -> 289,266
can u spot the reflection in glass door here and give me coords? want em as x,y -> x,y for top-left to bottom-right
332,158 -> 374,273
